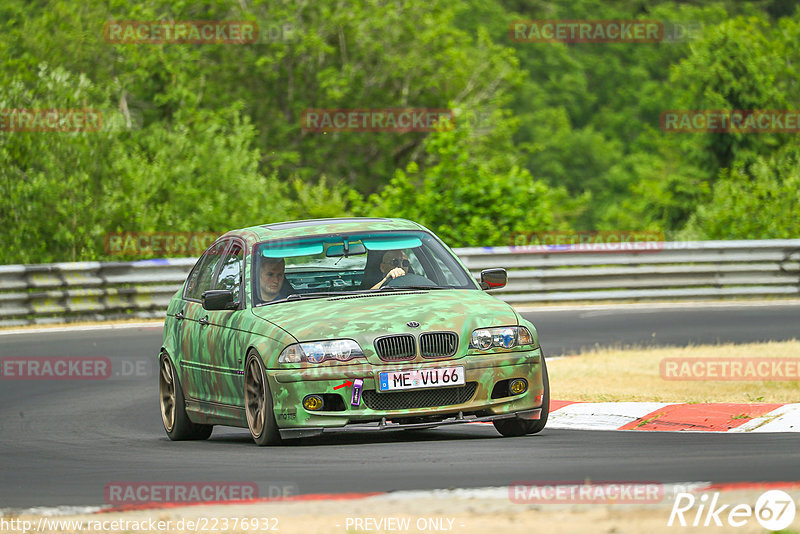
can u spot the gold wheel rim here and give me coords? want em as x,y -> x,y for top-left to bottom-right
245,358 -> 265,437
159,357 -> 176,432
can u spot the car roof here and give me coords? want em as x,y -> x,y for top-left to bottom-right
221,217 -> 428,245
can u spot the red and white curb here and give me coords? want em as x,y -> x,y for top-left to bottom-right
548,400 -> 800,432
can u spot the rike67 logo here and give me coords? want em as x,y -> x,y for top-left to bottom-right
668,490 -> 796,530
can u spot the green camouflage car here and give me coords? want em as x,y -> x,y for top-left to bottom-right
159,218 -> 549,445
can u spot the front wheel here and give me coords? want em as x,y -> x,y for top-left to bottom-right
159,353 -> 213,441
493,352 -> 550,437
244,351 -> 282,446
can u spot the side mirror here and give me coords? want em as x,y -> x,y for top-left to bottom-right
479,268 -> 507,290
201,290 -> 237,311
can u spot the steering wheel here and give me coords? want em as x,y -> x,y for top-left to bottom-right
384,272 -> 437,288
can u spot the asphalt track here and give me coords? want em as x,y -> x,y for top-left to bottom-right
1,303 -> 799,508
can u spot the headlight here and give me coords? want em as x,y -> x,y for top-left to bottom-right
278,339 -> 365,364
469,326 -> 534,351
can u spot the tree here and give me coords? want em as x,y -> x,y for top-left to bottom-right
361,109 -> 576,246
682,145 -> 800,239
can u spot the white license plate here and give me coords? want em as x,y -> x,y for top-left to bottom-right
378,366 -> 465,392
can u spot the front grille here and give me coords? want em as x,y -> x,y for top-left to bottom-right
420,332 -> 458,358
374,334 -> 416,361
362,382 -> 478,411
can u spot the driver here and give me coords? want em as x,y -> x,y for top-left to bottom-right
371,250 -> 410,289
259,257 -> 288,302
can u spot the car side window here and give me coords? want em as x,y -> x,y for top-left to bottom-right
215,242 -> 243,305
184,240 -> 228,301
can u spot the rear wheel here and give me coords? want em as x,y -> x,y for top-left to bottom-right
159,353 -> 213,440
244,351 -> 282,446
493,353 -> 550,437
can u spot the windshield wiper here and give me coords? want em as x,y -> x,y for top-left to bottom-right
275,287 -> 449,302
285,290 -> 372,301
377,286 -> 448,291
286,292 -> 338,300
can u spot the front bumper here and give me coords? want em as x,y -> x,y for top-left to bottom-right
266,348 -> 544,438
278,408 -> 542,439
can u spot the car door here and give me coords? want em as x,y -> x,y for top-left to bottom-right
180,239 -> 230,401
199,239 -> 248,406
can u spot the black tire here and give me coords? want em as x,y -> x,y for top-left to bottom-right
244,351 -> 282,446
159,353 -> 213,441
525,353 -> 550,434
493,353 -> 550,437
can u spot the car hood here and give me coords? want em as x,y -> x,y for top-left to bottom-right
250,289 -> 518,363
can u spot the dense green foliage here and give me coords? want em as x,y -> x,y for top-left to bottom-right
1,0 -> 798,263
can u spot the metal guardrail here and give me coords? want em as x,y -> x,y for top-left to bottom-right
458,239 -> 800,303
0,259 -> 195,327
0,240 -> 798,327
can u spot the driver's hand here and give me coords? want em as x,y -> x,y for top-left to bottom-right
371,267 -> 408,289
386,267 -> 406,279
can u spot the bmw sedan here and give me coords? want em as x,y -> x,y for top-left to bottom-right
159,217 -> 549,445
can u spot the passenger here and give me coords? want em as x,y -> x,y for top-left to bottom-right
259,257 -> 288,302
370,250 -> 410,289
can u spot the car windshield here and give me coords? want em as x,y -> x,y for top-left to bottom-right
252,231 -> 477,304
